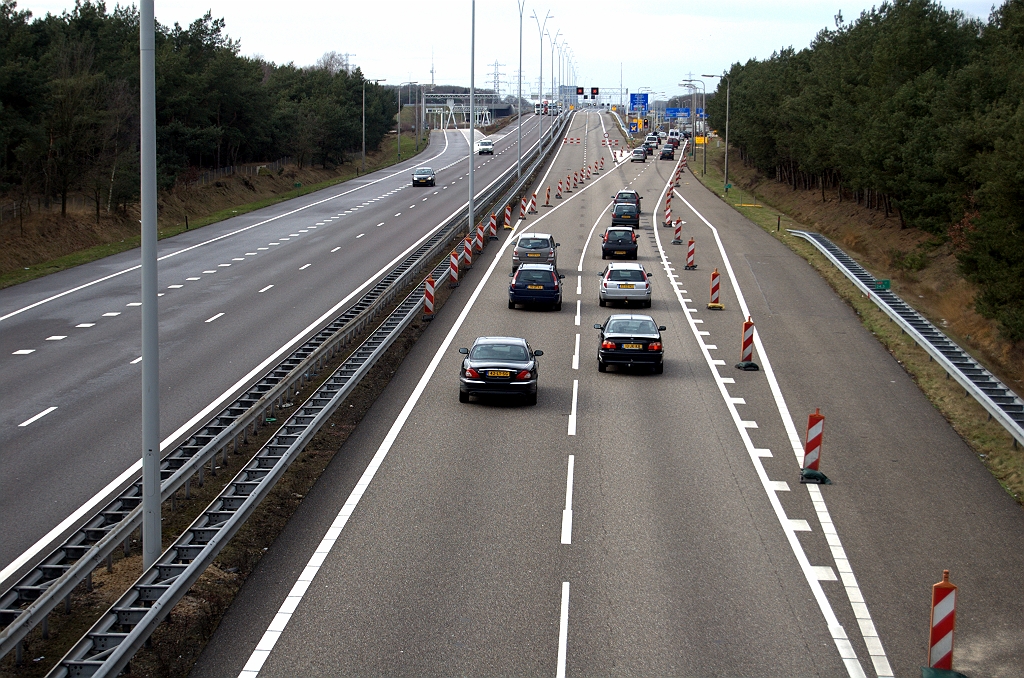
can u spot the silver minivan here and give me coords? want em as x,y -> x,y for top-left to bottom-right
512,232 -> 559,272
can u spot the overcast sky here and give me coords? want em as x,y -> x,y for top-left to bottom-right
18,0 -> 999,101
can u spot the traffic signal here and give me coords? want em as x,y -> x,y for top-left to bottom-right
643,118 -> 650,130
576,86 -> 584,95
591,87 -> 599,96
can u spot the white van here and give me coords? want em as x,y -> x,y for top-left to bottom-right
668,129 -> 681,142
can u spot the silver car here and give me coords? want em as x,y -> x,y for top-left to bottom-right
598,262 -> 652,307
512,232 -> 559,272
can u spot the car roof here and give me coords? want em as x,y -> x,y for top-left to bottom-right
631,148 -> 645,153
414,167 -> 433,172
478,139 -> 492,143
616,189 -> 639,195
473,336 -> 528,345
518,232 -> 552,239
607,313 -> 656,322
518,263 -> 555,270
606,262 -> 645,269
605,225 -> 635,231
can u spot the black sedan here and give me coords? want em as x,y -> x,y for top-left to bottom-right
595,314 -> 666,373
601,226 -> 638,259
509,263 -> 564,310
659,146 -> 675,160
459,337 -> 543,405
412,167 -> 436,186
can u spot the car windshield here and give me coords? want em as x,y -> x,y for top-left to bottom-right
608,269 -> 644,281
479,140 -> 492,146
517,269 -> 552,283
414,169 -> 432,175
518,238 -> 550,249
606,318 -> 658,334
613,205 -> 636,215
471,343 -> 529,361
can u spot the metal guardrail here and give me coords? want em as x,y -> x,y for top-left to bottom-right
789,229 -> 1024,448
0,110 -> 573,667
44,111 -> 573,678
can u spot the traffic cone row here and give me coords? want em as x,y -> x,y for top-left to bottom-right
556,180 -> 563,199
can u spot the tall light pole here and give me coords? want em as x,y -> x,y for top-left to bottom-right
547,29 -> 561,116
530,9 -> 552,149
469,1 -> 475,250
681,78 -> 706,175
517,0 -> 525,178
397,81 -> 417,163
363,78 -> 386,173
703,73 -> 730,191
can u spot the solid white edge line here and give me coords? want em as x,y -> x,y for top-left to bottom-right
672,187 -> 892,677
654,165 -> 869,678
560,455 -> 575,545
556,581 -> 570,678
567,380 -> 578,436
236,219 -> 525,677
18,406 -> 57,427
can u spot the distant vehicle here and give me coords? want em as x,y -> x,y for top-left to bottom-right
508,263 -> 564,311
477,139 -> 494,155
659,146 -> 675,160
658,130 -> 668,139
610,203 -> 639,228
645,134 -> 660,147
594,314 -> 666,374
535,103 -> 542,115
665,137 -> 680,149
601,226 -> 638,260
598,262 -> 652,307
668,129 -> 680,142
458,337 -> 543,405
512,232 -> 559,272
412,167 -> 435,187
630,148 -> 646,163
613,189 -> 642,212
642,142 -> 655,156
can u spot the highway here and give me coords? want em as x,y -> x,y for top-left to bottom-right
0,114 -> 548,574
186,111 -> 1024,677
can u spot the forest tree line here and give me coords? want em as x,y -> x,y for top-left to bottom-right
705,0 -> 1024,342
0,1 -> 398,217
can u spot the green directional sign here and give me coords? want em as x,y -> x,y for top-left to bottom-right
874,279 -> 891,290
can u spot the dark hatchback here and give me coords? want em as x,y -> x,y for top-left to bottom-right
459,337 -> 543,405
610,203 -> 639,227
509,263 -> 564,310
659,146 -> 675,160
602,226 -> 638,259
595,314 -> 666,373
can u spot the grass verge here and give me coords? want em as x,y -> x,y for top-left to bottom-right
687,142 -> 1023,506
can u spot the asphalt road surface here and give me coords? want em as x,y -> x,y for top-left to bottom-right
191,112 -> 1024,677
0,114 -> 549,574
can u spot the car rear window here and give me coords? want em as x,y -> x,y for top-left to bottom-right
613,204 -> 636,215
517,269 -> 551,283
608,269 -> 644,281
606,229 -> 633,241
518,238 -> 550,249
616,192 -> 637,201
606,319 -> 658,334
471,344 -> 529,361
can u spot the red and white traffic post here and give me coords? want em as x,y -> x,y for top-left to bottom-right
475,222 -> 485,252
736,316 -> 759,370
423,276 -> 435,320
685,238 -> 697,269
556,180 -> 563,199
488,213 -> 498,240
927,570 -> 958,672
462,236 -> 473,270
707,267 -> 724,310
672,219 -> 683,245
800,408 -> 831,484
448,249 -> 459,288
504,203 -> 512,229
528,192 -> 538,214
565,173 -> 572,193
599,157 -> 604,170
543,186 -> 551,207
519,196 -> 528,220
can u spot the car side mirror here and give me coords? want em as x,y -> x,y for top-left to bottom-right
558,274 -> 565,279
509,272 -> 514,277
459,347 -> 469,354
555,243 -> 560,247
658,326 -> 666,331
593,324 -> 603,330
534,350 -> 544,356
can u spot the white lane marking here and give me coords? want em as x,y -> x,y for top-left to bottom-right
576,275 -> 581,295
1,128 -> 532,588
299,264 -> 311,270
561,456 -> 575,544
233,257 -> 246,261
204,269 -> 218,273
729,397 -> 746,404
356,234 -> 364,239
75,323 -> 94,328
131,356 -> 143,364
376,222 -> 384,228
298,230 -> 308,233
769,480 -> 790,492
574,300 -> 581,326
18,407 -> 57,427
659,173 -> 882,677
186,277 -> 201,281
102,312 -> 121,316
330,247 -> 341,253
127,302 -> 142,306
258,285 -> 274,293
236,217 -> 525,678
556,581 -> 570,678
279,238 -> 290,241
167,285 -> 183,289
705,344 -> 718,350
218,263 -> 232,267
268,243 -> 279,246
572,334 -> 580,370
568,380 -> 579,436
257,247 -> 269,250
45,336 -> 66,341
394,213 -> 401,217
756,448 -> 773,457
205,313 -> 224,323
12,349 -> 35,355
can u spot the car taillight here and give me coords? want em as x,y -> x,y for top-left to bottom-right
648,342 -> 662,351
601,340 -> 616,349
515,369 -> 532,380
465,367 -> 480,378
551,272 -> 559,287
602,281 -> 608,288
631,233 -> 637,243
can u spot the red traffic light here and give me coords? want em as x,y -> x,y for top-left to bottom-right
591,87 -> 599,96
576,86 -> 584,95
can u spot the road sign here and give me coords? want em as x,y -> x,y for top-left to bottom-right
696,107 -> 704,118
873,279 -> 891,290
628,121 -> 638,133
682,107 -> 691,118
629,92 -> 649,112
603,132 -> 609,138
665,107 -> 681,118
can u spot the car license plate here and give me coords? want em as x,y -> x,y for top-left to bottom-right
622,343 -> 642,350
488,370 -> 510,378
622,215 -> 632,218
527,285 -> 543,289
619,283 -> 635,289
527,253 -> 541,257
614,250 -> 626,255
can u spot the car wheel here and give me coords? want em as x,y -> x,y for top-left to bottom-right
554,301 -> 562,312
459,390 -> 470,403
654,363 -> 664,374
598,360 -> 608,373
599,298 -> 606,307
525,392 -> 538,406
508,300 -> 515,309
644,299 -> 651,308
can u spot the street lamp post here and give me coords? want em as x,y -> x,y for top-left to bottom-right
517,0 -> 525,178
397,81 -> 417,163
703,73 -> 730,191
530,10 -> 552,151
469,0 -> 476,256
548,29 -> 561,118
363,78 -> 386,174
681,78 -> 706,175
